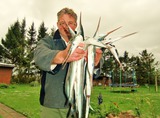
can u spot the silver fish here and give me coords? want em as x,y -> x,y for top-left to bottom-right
64,13 -> 137,118
102,32 -> 138,45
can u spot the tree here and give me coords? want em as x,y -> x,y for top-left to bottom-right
0,19 -> 55,83
0,19 -> 28,82
138,49 -> 158,85
0,19 -> 25,63
37,22 -> 48,41
26,22 -> 39,80
27,22 -> 37,50
21,18 -> 26,40
102,50 -> 115,74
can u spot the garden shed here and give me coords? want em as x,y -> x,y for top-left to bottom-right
0,63 -> 15,84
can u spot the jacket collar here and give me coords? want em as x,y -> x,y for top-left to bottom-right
53,30 -> 61,39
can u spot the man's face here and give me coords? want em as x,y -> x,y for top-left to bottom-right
57,14 -> 77,40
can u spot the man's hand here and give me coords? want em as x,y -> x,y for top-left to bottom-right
67,43 -> 86,62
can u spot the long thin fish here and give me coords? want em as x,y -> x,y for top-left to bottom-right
65,12 -> 86,118
102,32 -> 138,44
75,57 -> 85,118
85,45 -> 95,118
98,26 -> 122,41
85,18 -> 101,118
106,44 -> 124,71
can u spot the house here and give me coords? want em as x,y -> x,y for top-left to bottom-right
0,63 -> 15,84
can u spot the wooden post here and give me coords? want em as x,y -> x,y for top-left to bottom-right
120,68 -> 122,87
155,71 -> 158,92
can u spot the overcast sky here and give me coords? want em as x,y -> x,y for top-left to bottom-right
0,0 -> 160,63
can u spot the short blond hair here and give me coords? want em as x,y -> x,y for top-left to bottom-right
57,7 -> 77,21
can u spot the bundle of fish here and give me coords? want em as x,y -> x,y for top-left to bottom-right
63,14 -> 137,118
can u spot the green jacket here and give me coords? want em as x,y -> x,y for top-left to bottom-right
34,30 -> 69,108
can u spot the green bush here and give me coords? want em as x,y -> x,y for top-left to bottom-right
30,81 -> 40,87
0,83 -> 9,89
12,75 -> 40,84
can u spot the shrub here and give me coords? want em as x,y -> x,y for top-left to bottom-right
30,81 -> 40,87
0,83 -> 9,89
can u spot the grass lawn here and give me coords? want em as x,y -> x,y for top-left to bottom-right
90,86 -> 160,118
0,84 -> 40,118
0,84 -> 160,118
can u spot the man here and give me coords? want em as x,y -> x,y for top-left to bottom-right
34,7 -> 102,118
